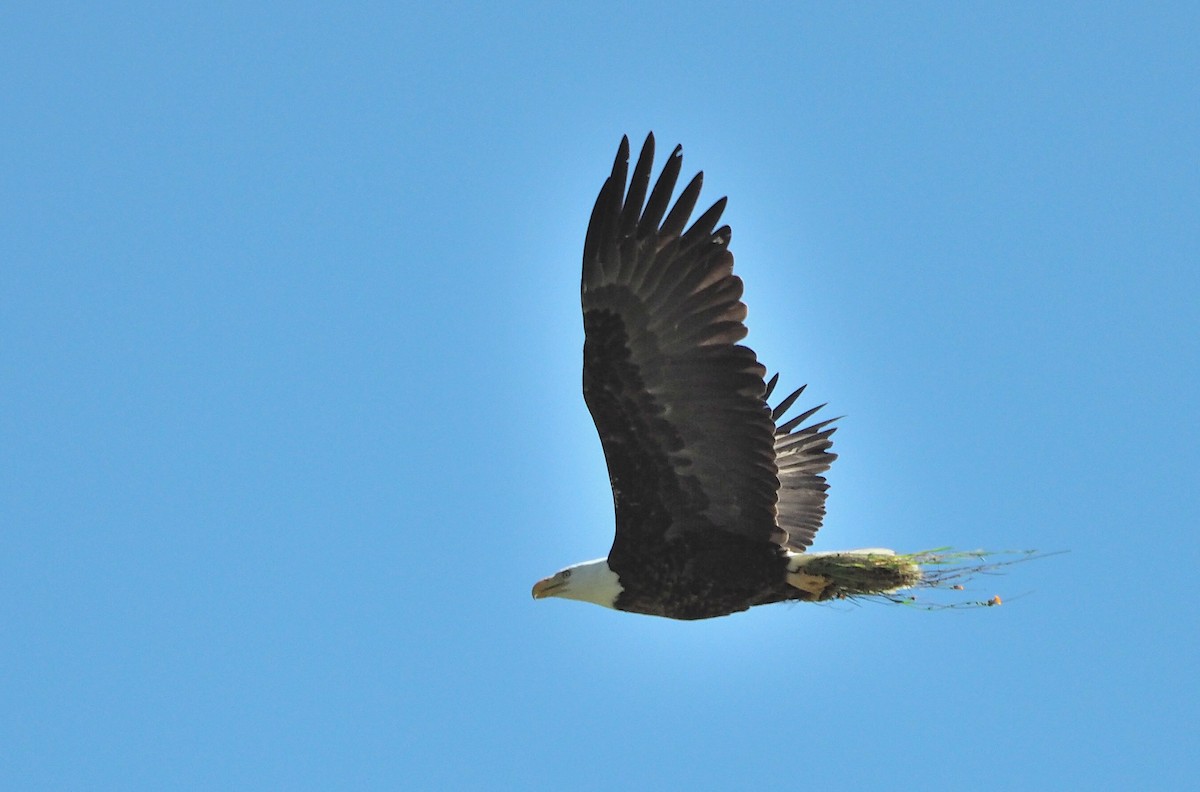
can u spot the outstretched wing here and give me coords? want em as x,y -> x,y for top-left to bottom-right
764,375 -> 838,552
581,134 -> 784,557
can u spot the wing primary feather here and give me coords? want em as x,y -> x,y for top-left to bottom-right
777,404 -> 830,434
581,183 -> 612,281
582,136 -> 631,287
659,172 -> 704,240
764,373 -> 780,402
678,197 -> 728,252
616,136 -> 656,282
780,414 -> 839,436
640,144 -> 683,237
770,385 -> 808,422
620,133 -> 654,238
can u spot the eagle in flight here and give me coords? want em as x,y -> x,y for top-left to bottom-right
532,134 -> 965,620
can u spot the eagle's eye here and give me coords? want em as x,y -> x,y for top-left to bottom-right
562,569 -> 572,579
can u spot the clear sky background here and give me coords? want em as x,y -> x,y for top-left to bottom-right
3,3 -> 1198,790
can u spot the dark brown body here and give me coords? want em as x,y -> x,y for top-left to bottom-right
610,534 -> 797,620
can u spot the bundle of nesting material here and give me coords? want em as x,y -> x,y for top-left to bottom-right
789,548 -> 1050,608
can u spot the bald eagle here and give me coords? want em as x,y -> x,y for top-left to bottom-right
531,134 -> 925,620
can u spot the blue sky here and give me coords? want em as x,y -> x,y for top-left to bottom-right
3,2 -> 1198,789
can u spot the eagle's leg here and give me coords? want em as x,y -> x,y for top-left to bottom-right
786,570 -> 832,598
785,554 -> 833,599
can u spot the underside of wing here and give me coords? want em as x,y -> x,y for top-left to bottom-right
764,374 -> 838,552
581,134 -> 783,552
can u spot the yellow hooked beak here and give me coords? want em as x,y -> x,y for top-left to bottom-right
531,576 -> 564,599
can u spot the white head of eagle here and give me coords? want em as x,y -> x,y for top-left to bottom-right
532,559 -> 623,609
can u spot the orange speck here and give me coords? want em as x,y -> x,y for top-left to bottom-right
987,595 -> 1002,607
951,584 -> 964,590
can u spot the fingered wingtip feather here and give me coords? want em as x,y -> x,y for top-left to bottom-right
660,171 -> 704,239
777,405 -> 836,435
770,385 -> 809,422
764,373 -> 781,401
613,136 -> 631,172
